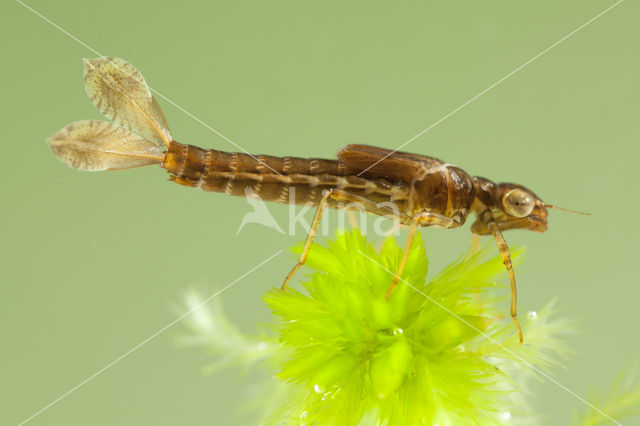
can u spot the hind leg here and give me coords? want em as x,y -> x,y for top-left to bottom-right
281,189 -> 408,290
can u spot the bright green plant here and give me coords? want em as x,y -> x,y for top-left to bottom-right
181,229 -> 578,424
262,230 -> 570,425
179,230 -> 640,424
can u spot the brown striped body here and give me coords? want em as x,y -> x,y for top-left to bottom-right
162,141 -> 407,210
161,141 -> 480,226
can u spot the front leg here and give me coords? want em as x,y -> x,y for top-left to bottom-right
479,210 -> 523,344
386,211 -> 461,298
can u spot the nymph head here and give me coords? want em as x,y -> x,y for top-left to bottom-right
470,179 -> 548,234
493,183 -> 548,232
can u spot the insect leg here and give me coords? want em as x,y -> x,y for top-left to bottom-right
346,210 -> 359,229
481,210 -> 524,344
281,189 -> 408,290
386,211 -> 460,298
469,233 -> 482,254
469,233 -> 484,311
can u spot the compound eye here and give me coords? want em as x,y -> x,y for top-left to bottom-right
502,189 -> 535,218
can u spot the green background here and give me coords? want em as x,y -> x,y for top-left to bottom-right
2,0 -> 638,424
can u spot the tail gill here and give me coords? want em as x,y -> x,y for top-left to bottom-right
48,120 -> 164,171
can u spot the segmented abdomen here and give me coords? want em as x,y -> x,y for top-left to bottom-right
161,141 -> 409,210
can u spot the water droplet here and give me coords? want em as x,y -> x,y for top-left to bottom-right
299,410 -> 308,423
321,391 -> 332,401
528,311 -> 538,320
501,411 -> 511,420
313,384 -> 324,394
257,342 -> 268,351
393,328 -> 403,335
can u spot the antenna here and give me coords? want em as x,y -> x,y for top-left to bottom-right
543,203 -> 592,216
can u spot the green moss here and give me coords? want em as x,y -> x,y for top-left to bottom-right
262,230 -> 568,425
179,230 -> 640,424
